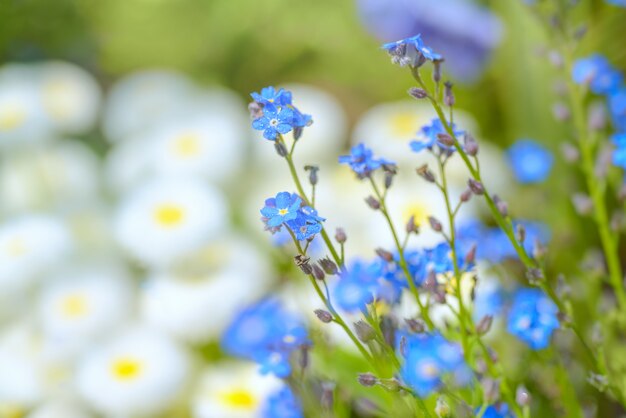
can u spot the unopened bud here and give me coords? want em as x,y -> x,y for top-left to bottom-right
595,144 -> 612,179
561,142 -> 580,163
433,61 -> 443,84
435,397 -> 451,418
406,215 -> 419,234
358,372 -> 378,387
399,335 -> 408,357
354,320 -> 376,342
526,268 -> 544,285
468,179 -> 484,195
384,171 -> 394,189
444,81 -> 455,107
588,102 -> 606,131
553,102 -> 570,121
464,133 -> 479,156
365,196 -> 380,210
437,133 -> 455,147
460,188 -> 472,202
405,318 -> 426,333
516,385 -> 531,407
312,264 -> 325,281
424,270 -> 437,291
408,87 -> 428,100
295,255 -> 313,275
318,258 -> 338,275
416,164 -> 436,183
433,289 -> 446,304
299,345 -> 309,370
464,244 -> 477,265
516,224 -> 526,243
248,101 -> 264,119
493,194 -> 508,217
482,378 -> 501,404
293,126 -> 304,140
548,50 -> 563,68
572,193 -> 593,216
428,216 -> 443,232
476,315 -> 494,335
321,382 -> 335,410
274,141 -> 288,157
304,165 -> 319,186
314,309 -> 333,323
375,248 -> 394,262
335,228 -> 347,244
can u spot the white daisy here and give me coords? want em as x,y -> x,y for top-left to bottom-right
37,61 -> 101,134
192,362 -> 282,418
76,326 -> 190,417
38,266 -> 134,358
114,177 -> 227,267
102,70 -> 196,142
27,399 -> 94,418
0,215 -> 72,291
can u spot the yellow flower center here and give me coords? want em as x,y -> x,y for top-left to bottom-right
0,107 -> 26,131
60,293 -> 88,317
154,204 -> 185,227
4,237 -> 28,257
389,112 -> 420,139
111,357 -> 143,381
219,389 -> 257,409
278,208 -> 289,216
403,202 -> 430,227
172,133 -> 201,158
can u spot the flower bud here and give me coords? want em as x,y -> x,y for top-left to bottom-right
274,141 -> 288,157
375,248 -> 394,262
318,258 -> 338,275
416,164 -> 436,183
428,216 -> 443,232
444,81 -> 455,107
294,255 -> 312,275
435,397 -> 451,418
468,179 -> 484,195
354,320 -> 376,342
406,215 -> 419,234
516,224 -> 526,243
493,194 -> 508,217
408,87 -> 428,99
384,171 -> 394,189
476,315 -> 493,335
561,142 -> 580,163
314,309 -> 333,323
365,196 -> 380,210
304,165 -> 319,186
460,188 -> 472,202
482,378 -> 501,404
405,318 -> 426,333
423,270 -> 437,292
358,372 -> 378,387
516,385 -> 531,407
588,101 -> 606,131
526,268 -> 544,285
572,193 -> 593,216
312,264 -> 325,281
552,102 -> 570,121
335,228 -> 347,244
464,133 -> 479,156
321,382 -> 335,410
248,101 -> 264,119
433,61 -> 443,84
437,133 -> 455,147
464,244 -> 477,265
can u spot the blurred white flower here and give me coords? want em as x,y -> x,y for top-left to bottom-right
38,266 -> 134,358
0,215 -> 72,291
192,362 -> 282,418
102,70 -> 196,142
0,65 -> 50,148
76,326 -> 190,417
114,177 -> 227,267
38,62 -> 101,134
0,140 -> 101,213
27,399 -> 94,418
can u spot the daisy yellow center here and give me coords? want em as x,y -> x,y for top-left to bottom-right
389,112 -> 419,138
403,202 -> 430,227
111,357 -> 143,381
173,133 -> 201,157
0,107 -> 26,131
219,389 -> 257,409
43,80 -> 73,119
4,237 -> 27,257
60,293 -> 88,317
278,208 -> 289,216
154,204 -> 185,227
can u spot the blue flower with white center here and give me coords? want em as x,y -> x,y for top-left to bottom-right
252,103 -> 295,140
382,34 -> 442,67
572,55 -> 623,95
333,261 -> 376,311
610,87 -> 626,132
339,143 -> 395,178
507,288 -> 559,350
612,133 -> 626,168
257,350 -> 292,378
400,332 -> 468,397
507,139 -> 553,184
478,404 -> 514,418
251,86 -> 292,106
263,386 -> 304,418
410,119 -> 464,154
261,192 -> 302,228
285,206 -> 325,241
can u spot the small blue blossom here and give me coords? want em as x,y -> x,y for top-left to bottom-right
382,34 -> 442,67
222,299 -> 309,378
334,261 -> 376,311
572,55 -> 623,95
261,192 -> 302,228
609,87 -> 626,132
612,133 -> 626,168
252,103 -> 295,140
339,143 -> 395,178
263,386 -> 304,418
507,288 -> 559,350
606,0 -> 626,7
410,119 -> 464,154
507,139 -> 554,184
285,206 -> 325,241
400,332 -> 469,397
251,86 -> 292,106
478,404 -> 515,418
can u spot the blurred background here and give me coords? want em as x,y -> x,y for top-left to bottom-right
0,0 -> 625,417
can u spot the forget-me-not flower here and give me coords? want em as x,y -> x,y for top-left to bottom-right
507,288 -> 559,350
507,139 -> 553,184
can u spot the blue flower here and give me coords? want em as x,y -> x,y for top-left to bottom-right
606,0 -> 626,8
507,139 -> 553,184
507,288 -> 559,350
382,34 -> 442,66
222,299 -> 309,378
285,206 -> 325,241
339,143 -> 395,178
252,103 -> 295,140
478,404 -> 514,418
263,386 -> 304,418
251,86 -> 292,106
410,119 -> 464,154
333,261 -> 376,311
572,55 -> 623,95
610,87 -> 626,132
613,133 -> 626,168
261,192 -> 302,228
400,332 -> 469,397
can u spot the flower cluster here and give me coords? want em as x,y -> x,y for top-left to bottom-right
410,118 -> 465,154
222,299 -> 309,378
382,34 -> 442,67
260,191 -> 325,241
250,86 -> 312,140
338,143 -> 396,179
400,332 -> 470,397
507,288 -> 559,350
